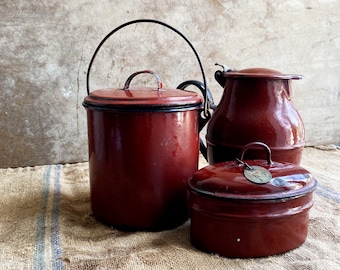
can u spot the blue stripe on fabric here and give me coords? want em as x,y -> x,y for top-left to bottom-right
315,183 -> 340,204
51,164 -> 63,270
33,165 -> 51,270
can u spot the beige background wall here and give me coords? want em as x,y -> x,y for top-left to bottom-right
1,0 -> 339,168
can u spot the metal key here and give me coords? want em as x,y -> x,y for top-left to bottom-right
236,158 -> 253,170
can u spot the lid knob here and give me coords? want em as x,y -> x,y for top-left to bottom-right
123,70 -> 163,91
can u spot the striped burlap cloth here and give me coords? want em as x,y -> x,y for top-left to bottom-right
0,147 -> 339,270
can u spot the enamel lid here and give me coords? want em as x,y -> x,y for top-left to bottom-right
224,68 -> 303,80
83,70 -> 203,111
189,142 -> 317,200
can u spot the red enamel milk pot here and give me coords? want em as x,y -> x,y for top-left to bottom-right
179,64 -> 305,165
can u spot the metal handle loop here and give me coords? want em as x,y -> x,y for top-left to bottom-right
123,70 -> 163,90
238,142 -> 273,165
86,19 -> 209,118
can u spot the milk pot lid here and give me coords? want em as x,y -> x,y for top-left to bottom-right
224,68 -> 303,80
83,70 -> 203,111
188,142 -> 317,200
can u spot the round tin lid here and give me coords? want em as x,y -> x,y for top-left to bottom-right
189,142 -> 317,200
224,68 -> 303,80
83,70 -> 203,111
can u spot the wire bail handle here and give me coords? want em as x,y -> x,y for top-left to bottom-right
86,19 -> 210,119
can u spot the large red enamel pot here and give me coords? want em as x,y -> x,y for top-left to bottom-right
83,70 -> 204,230
188,142 -> 317,257
83,20 -> 212,231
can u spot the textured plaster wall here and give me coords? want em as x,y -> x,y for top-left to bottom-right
1,0 -> 339,168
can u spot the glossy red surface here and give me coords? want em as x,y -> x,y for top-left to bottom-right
189,192 -> 313,258
85,87 -> 203,108
84,70 -> 204,230
224,68 -> 303,79
207,69 -> 305,165
188,157 -> 317,257
189,159 -> 317,200
86,108 -> 200,230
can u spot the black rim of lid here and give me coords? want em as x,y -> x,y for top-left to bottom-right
82,100 -> 203,112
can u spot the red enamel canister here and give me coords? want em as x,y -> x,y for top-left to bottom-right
188,142 -> 317,257
83,20 -> 212,231
83,70 -> 204,230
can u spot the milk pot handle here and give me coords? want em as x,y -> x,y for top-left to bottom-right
176,80 -> 215,160
86,19 -> 210,121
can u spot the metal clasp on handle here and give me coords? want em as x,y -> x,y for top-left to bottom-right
215,63 -> 233,73
123,70 -> 163,90
214,62 -> 235,88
